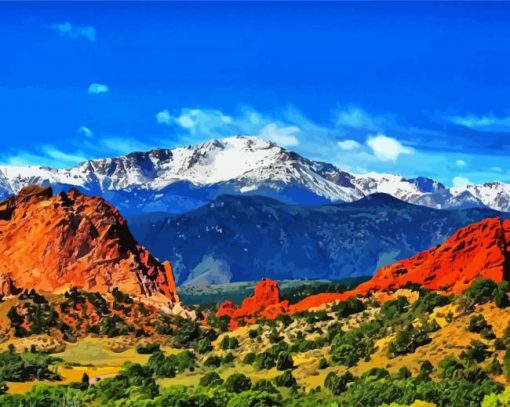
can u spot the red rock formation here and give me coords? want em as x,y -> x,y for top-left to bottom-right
219,218 -> 510,327
0,186 -> 178,305
354,217 -> 510,296
216,278 -> 289,324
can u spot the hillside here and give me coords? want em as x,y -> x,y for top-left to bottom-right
0,275 -> 508,406
129,193 -> 506,285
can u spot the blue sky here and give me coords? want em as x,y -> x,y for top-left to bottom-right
1,2 -> 510,186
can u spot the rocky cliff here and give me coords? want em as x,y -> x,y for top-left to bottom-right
0,186 -> 178,305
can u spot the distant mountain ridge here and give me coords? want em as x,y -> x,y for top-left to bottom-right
1,136 -> 510,215
128,193 -> 508,285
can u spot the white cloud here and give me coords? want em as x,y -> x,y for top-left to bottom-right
337,139 -> 361,151
452,176 -> 472,187
156,110 -> 172,125
491,166 -> 503,172
335,106 -> 378,129
455,159 -> 467,167
77,126 -> 93,138
157,108 -> 234,136
259,123 -> 300,147
0,146 -> 86,168
447,113 -> 510,132
366,134 -> 413,162
88,83 -> 110,95
52,22 -> 95,41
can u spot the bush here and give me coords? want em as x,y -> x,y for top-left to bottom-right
223,352 -> 235,364
274,370 -> 296,388
324,371 -> 354,395
504,348 -> 510,380
204,355 -> 222,368
411,291 -> 452,315
460,340 -> 491,364
380,296 -> 409,322
276,352 -> 294,371
91,362 -> 158,402
243,352 -> 256,365
318,358 -> 329,369
147,350 -> 195,377
253,379 -> 279,394
461,279 -> 500,310
330,328 -> 376,367
0,351 -> 60,382
225,373 -> 252,392
135,343 -> 160,354
221,336 -> 239,350
197,337 -> 212,354
332,298 -> 365,318
255,351 -> 277,370
199,371 -> 224,387
226,390 -> 282,407
468,314 -> 490,333
388,325 -> 431,357
397,366 -> 412,379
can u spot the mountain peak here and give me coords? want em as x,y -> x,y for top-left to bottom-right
1,136 -> 510,214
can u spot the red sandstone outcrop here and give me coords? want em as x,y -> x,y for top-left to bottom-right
0,186 -> 178,305
218,218 -> 510,326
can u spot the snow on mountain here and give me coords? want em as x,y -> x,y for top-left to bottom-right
0,135 -> 508,214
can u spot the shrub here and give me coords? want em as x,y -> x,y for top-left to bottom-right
274,370 -> 296,388
243,352 -> 256,365
253,379 -> 279,394
225,373 -> 252,392
461,279 -> 499,310
276,352 -> 294,371
135,343 -> 160,354
324,371 -> 354,395
0,351 -> 60,382
204,355 -> 222,368
388,325 -> 431,357
147,350 -> 195,377
226,390 -> 282,407
504,348 -> 510,380
91,363 -> 158,402
330,328 -> 376,367
494,284 -> 510,308
380,296 -> 409,322
197,337 -> 212,354
223,352 -> 235,364
221,336 -> 239,350
461,340 -> 491,364
332,298 -> 365,318
318,358 -> 329,369
397,366 -> 412,379
199,371 -> 224,387
255,351 -> 277,370
468,314 -> 490,333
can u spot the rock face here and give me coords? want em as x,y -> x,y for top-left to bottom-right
216,278 -> 289,325
0,186 -> 179,304
218,218 -> 510,326
355,217 -> 510,295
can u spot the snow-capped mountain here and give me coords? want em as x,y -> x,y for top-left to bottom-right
0,135 -> 508,214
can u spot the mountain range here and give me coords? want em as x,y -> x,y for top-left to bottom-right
129,193 -> 508,285
2,136 -> 510,216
